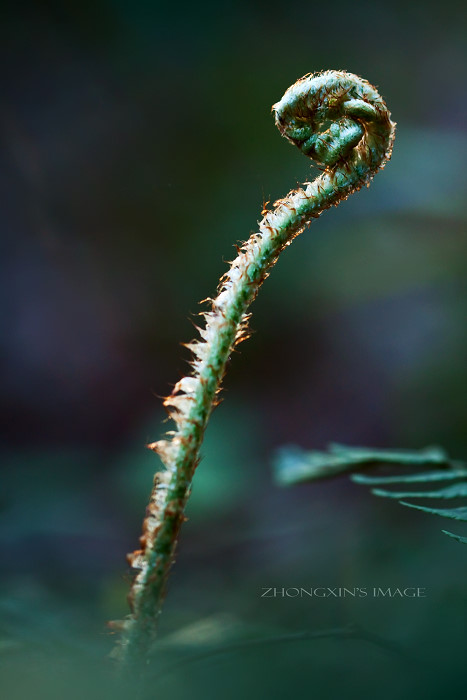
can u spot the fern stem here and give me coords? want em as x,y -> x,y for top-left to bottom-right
116,70 -> 396,666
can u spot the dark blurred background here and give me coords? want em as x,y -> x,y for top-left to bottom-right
1,1 -> 466,698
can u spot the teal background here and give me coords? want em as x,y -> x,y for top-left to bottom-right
1,1 -> 466,697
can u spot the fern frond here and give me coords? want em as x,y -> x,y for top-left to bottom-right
273,444 -> 467,544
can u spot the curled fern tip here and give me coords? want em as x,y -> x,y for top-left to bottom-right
115,69 -> 395,668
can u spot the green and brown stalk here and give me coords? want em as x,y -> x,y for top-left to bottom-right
114,70 -> 396,666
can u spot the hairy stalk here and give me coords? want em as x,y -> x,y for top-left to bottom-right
115,70 -> 396,665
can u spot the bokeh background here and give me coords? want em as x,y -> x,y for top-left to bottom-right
1,1 -> 466,698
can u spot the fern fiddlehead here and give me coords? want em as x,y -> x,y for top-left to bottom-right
115,70 -> 396,665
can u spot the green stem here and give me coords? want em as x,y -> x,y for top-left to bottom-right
115,70 -> 396,666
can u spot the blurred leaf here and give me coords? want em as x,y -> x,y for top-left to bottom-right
273,443 -> 467,543
371,483 -> 467,499
399,503 -> 467,521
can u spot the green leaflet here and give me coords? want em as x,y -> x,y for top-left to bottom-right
372,483 -> 467,499
352,469 -> 467,484
273,443 -> 450,485
399,503 -> 467,521
272,445 -> 382,485
442,530 -> 467,544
